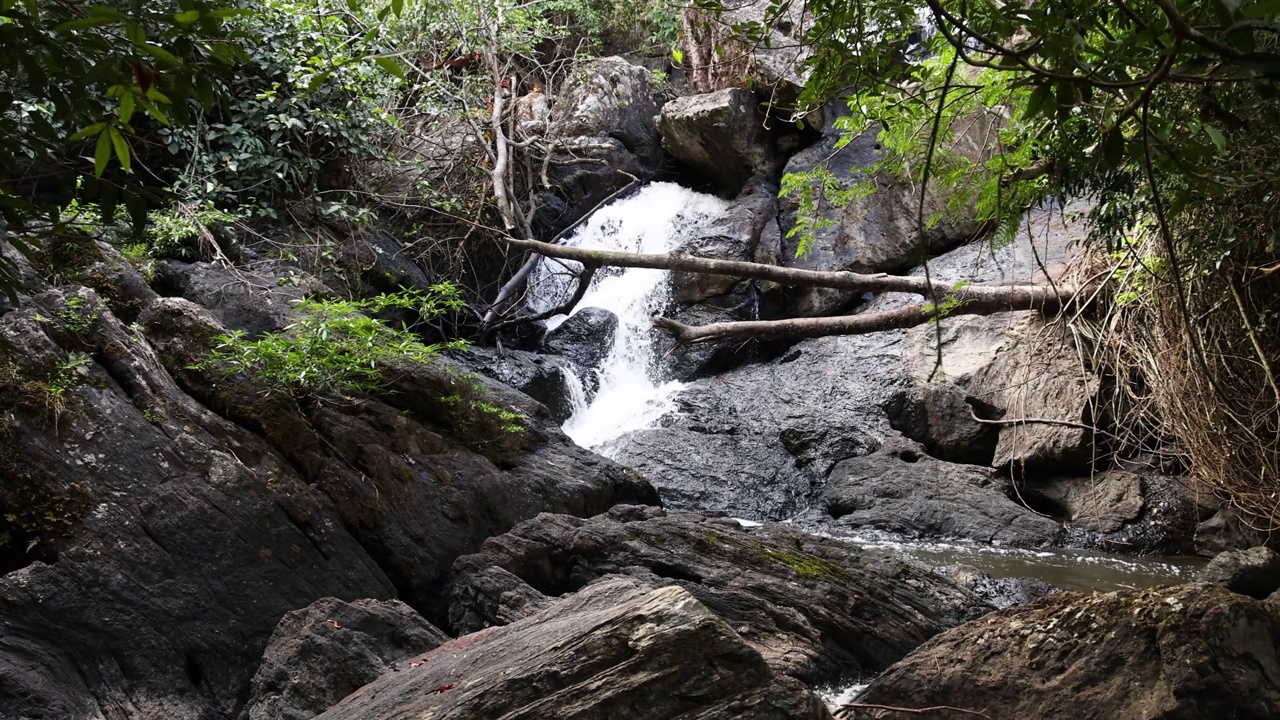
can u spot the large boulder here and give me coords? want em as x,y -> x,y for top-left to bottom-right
453,345 -> 582,424
541,57 -> 665,232
1020,471 -> 1198,554
0,281 -> 656,718
658,88 -> 777,195
603,428 -> 811,521
318,577 -> 834,720
447,506 -> 991,684
773,103 -> 998,317
856,583 -> 1280,720
243,597 -> 448,720
542,306 -> 618,368
1197,547 -> 1280,599
825,441 -> 1063,546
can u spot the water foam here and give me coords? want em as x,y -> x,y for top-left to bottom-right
528,182 -> 730,448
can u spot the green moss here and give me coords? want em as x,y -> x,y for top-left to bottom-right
759,549 -> 844,582
0,445 -> 92,553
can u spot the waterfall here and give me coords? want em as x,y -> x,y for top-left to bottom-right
529,182 -> 730,449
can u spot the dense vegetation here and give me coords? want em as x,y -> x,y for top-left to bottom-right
6,0 -> 1280,528
734,0 -> 1280,530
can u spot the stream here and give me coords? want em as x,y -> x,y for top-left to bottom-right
528,181 -> 1205,596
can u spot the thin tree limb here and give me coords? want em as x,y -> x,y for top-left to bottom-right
482,264 -> 599,339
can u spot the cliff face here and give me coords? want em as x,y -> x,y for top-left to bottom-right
0,243 -> 655,720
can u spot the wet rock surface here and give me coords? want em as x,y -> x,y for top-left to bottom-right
825,442 -> 1063,546
856,583 -> 1280,720
0,258 -> 656,718
456,345 -> 582,423
542,306 -> 618,369
447,506 -> 991,684
319,577 -> 834,720
603,428 -> 811,521
933,565 -> 1059,610
243,597 -> 448,720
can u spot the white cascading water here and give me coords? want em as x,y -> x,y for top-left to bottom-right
529,182 -> 730,449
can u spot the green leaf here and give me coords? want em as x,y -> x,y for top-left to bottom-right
68,122 -> 108,142
374,56 -> 405,79
207,8 -> 254,18
1205,124 -> 1228,150
53,16 -> 118,32
93,130 -> 112,177
86,6 -> 127,19
672,48 -> 684,64
139,43 -> 182,67
119,93 -> 135,124
306,71 -> 333,93
138,98 -> 170,126
108,126 -> 131,174
173,10 -> 200,24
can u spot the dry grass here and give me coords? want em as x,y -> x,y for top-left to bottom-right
1071,237 -> 1280,533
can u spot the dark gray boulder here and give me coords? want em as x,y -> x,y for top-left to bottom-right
447,506 -> 991,685
243,598 -> 448,720
452,345 -> 581,424
1197,547 -> 1280,599
602,427 -> 811,521
541,57 -> 665,232
857,584 -> 1280,720
824,442 -> 1063,546
319,577 -> 834,720
658,88 -> 777,195
934,565 -> 1059,610
1024,471 -> 1197,554
542,307 -> 618,368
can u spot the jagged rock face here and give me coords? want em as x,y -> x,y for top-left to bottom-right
447,506 -> 991,685
824,442 -> 1064,546
0,257 -> 657,719
541,56 -> 664,233
658,88 -> 777,195
603,428 -> 811,521
454,345 -> 582,424
243,598 -> 448,720
679,0 -> 811,107
655,181 -> 781,380
774,102 -> 994,317
318,577 -> 835,720
857,583 -> 1280,720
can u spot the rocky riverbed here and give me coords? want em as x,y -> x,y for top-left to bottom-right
1,44 -> 1274,720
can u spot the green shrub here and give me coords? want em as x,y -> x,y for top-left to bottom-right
201,287 -> 468,397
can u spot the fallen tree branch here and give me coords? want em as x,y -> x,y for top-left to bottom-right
836,701 -> 991,718
505,237 -> 1073,308
481,264 -> 599,340
654,287 -> 1075,343
481,179 -> 643,328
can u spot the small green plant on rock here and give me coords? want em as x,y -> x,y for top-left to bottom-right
200,286 -> 469,398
